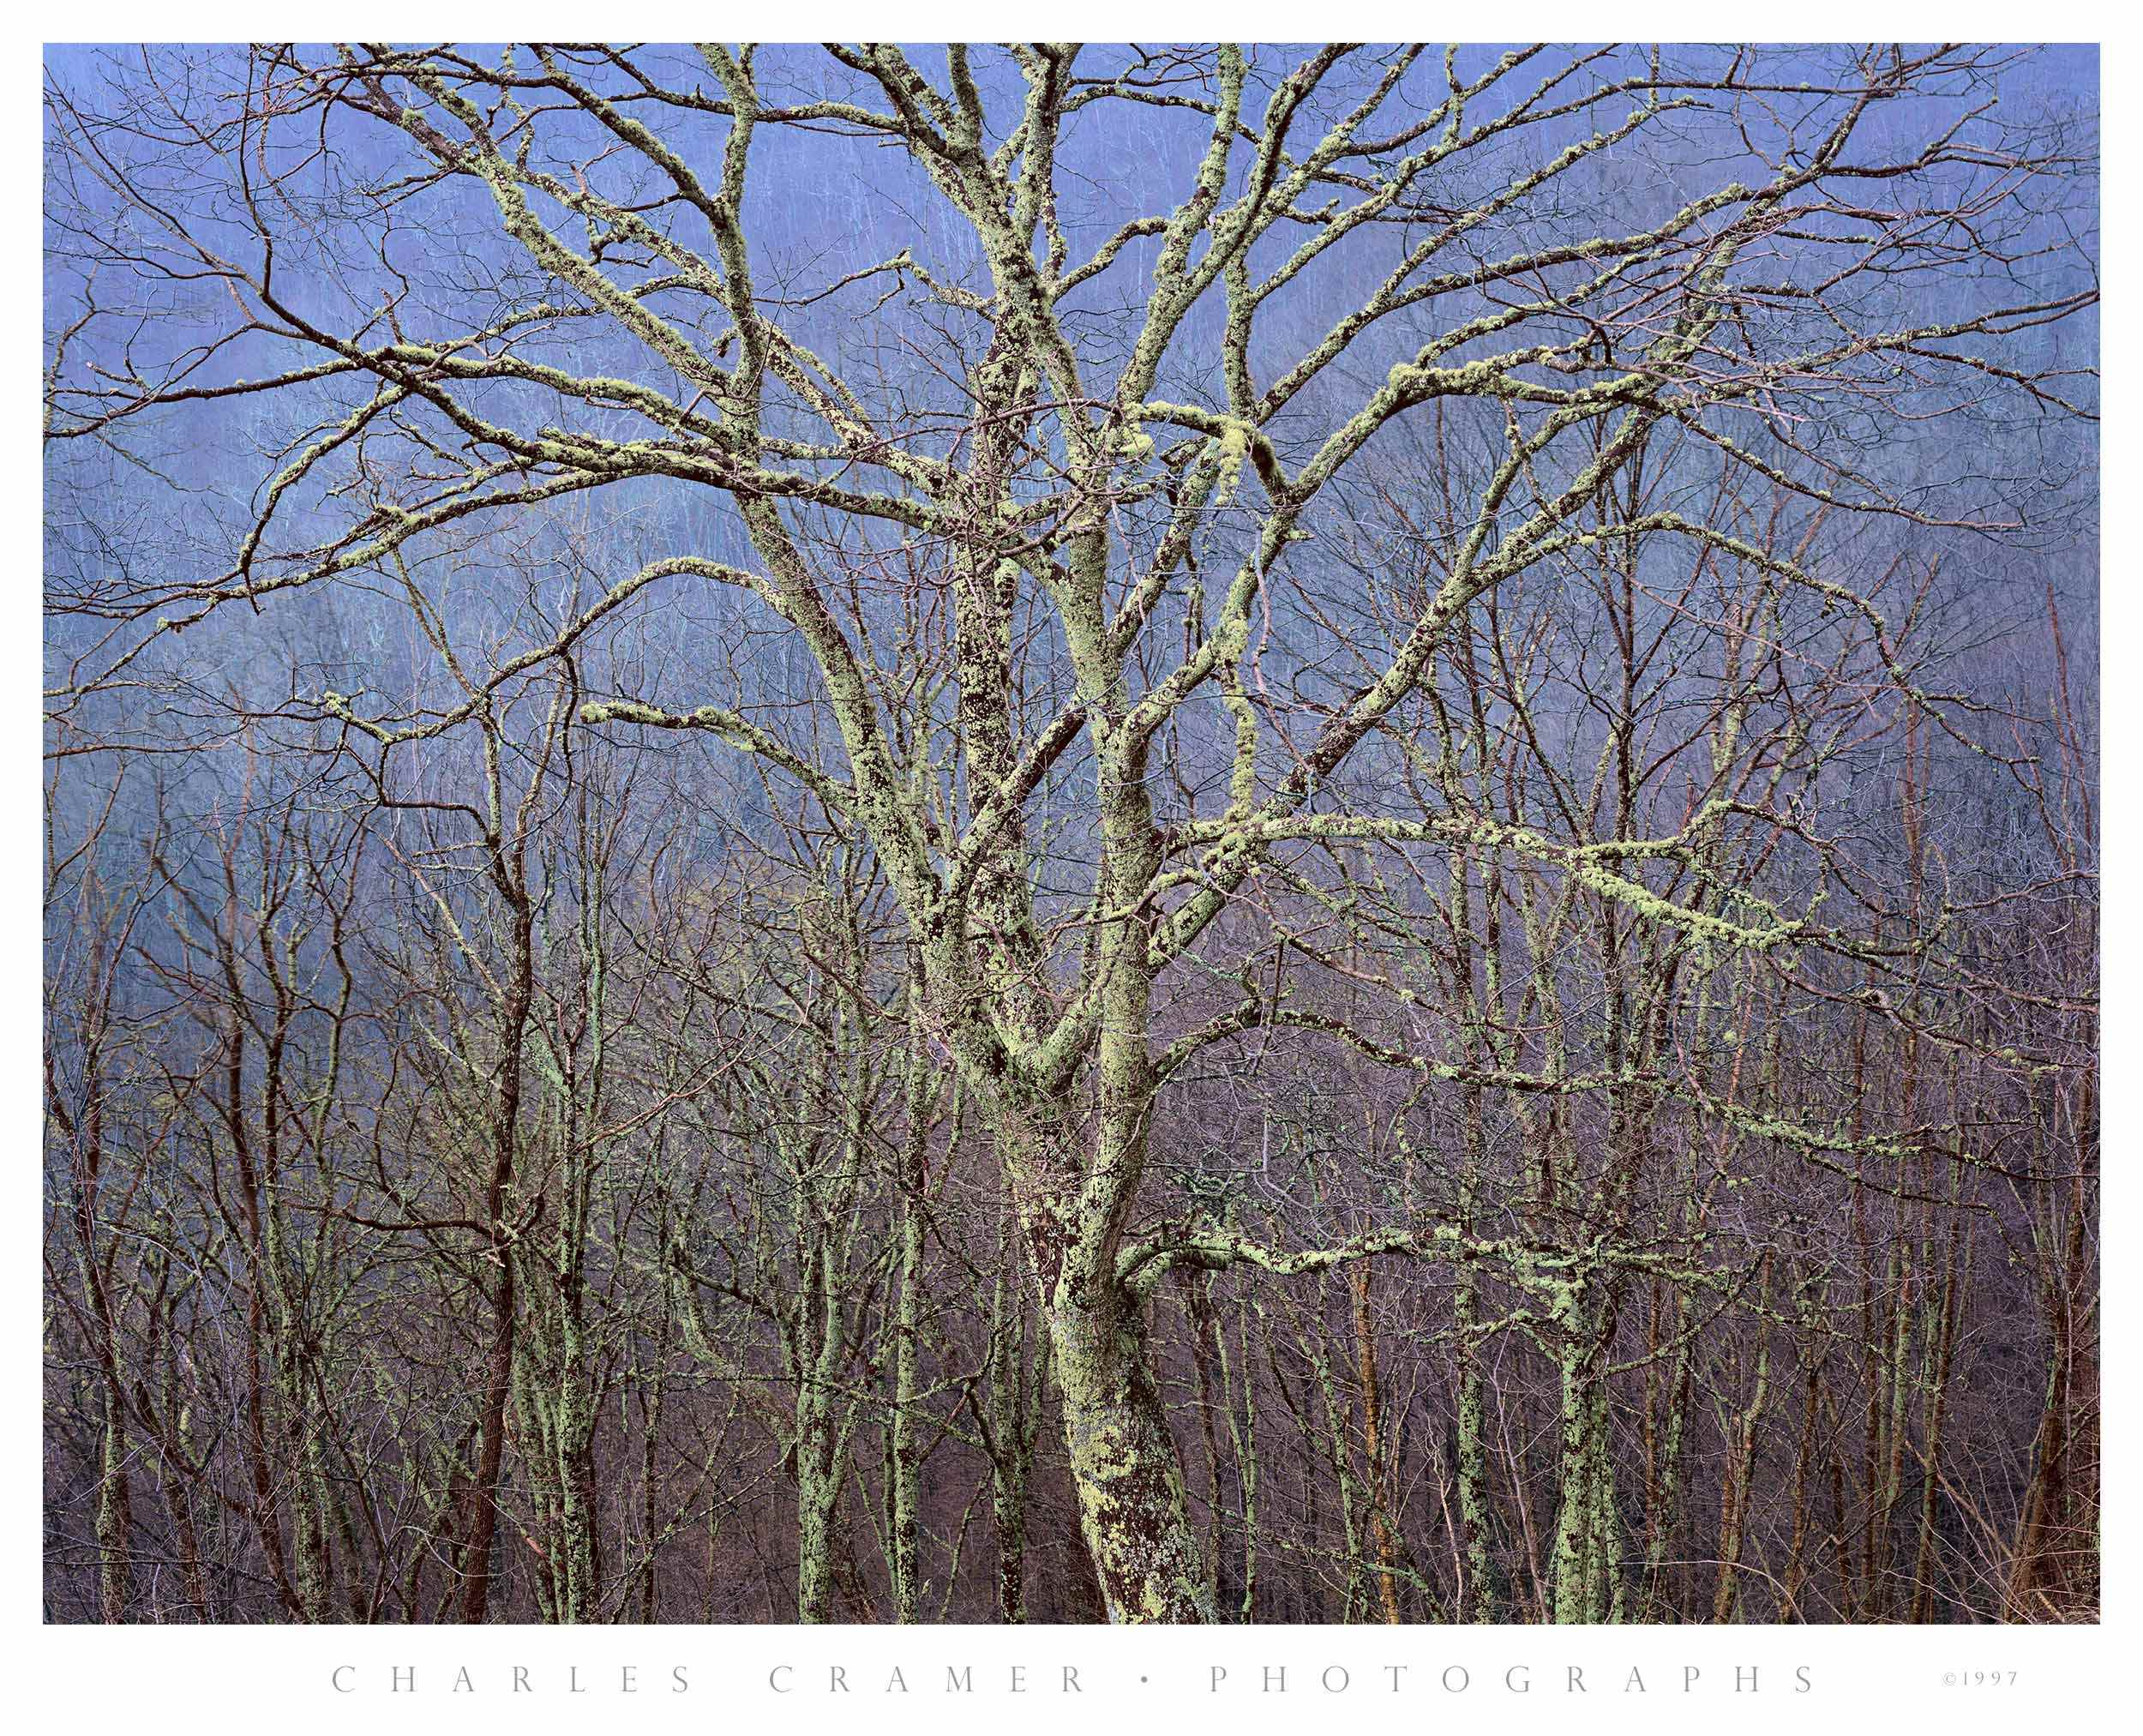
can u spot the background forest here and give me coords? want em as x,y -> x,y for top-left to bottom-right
42,42 -> 2098,1625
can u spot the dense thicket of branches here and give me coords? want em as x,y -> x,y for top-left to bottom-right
44,42 -> 2096,1624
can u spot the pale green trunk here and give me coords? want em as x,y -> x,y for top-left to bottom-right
1549,1289 -> 1624,1624
1043,1277 -> 1211,1623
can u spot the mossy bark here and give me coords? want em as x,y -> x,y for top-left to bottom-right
1042,1267 -> 1211,1623
999,1108 -> 1210,1624
1548,1285 -> 1625,1624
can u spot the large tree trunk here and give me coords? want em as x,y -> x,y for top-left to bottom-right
977,676 -> 1215,1622
1549,1284 -> 1625,1624
795,1414 -> 842,1625
996,1099 -> 1210,1625
1041,1270 -> 1210,1624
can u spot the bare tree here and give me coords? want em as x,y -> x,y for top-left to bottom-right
45,42 -> 2096,1624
